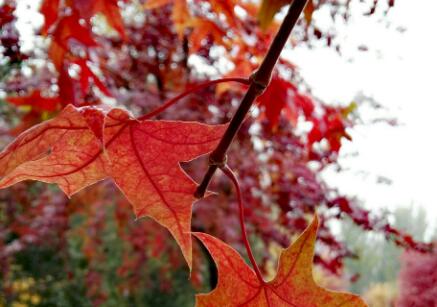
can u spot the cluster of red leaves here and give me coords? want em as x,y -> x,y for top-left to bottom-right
329,197 -> 432,253
396,248 -> 437,306
257,75 -> 352,154
42,2 -> 115,107
3,0 -> 119,132
0,0 -> 424,305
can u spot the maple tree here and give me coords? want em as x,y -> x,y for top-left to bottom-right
0,0 -> 430,305
396,249 -> 437,306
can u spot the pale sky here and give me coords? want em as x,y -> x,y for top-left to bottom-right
288,0 -> 437,237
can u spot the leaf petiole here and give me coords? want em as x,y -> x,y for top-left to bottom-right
138,77 -> 249,120
220,164 -> 265,283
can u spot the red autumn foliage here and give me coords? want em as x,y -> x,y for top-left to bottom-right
0,0 -> 429,305
396,249 -> 437,306
6,90 -> 60,112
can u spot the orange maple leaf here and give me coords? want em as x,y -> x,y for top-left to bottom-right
193,216 -> 367,307
208,0 -> 238,27
103,108 -> 226,268
304,0 -> 315,25
0,105 -> 226,269
0,105 -> 108,195
258,0 -> 292,30
258,0 -> 314,30
144,0 -> 233,47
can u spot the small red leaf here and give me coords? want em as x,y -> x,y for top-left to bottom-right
39,0 -> 60,35
73,59 -> 112,97
49,12 -> 96,70
6,90 -> 60,112
257,76 -> 296,128
74,0 -> 126,39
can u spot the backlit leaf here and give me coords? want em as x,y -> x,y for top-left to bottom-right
0,105 -> 226,269
104,108 -> 226,268
0,105 -> 108,195
258,0 -> 291,30
257,76 -> 297,128
48,12 -> 96,70
194,215 -> 367,307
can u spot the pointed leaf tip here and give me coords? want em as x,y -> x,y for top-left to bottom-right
194,214 -> 367,307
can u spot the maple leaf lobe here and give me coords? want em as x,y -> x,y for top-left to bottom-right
0,105 -> 108,196
104,108 -> 227,270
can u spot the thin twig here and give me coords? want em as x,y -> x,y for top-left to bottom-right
138,77 -> 249,120
195,0 -> 309,198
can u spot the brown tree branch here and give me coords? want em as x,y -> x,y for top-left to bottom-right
195,0 -> 309,198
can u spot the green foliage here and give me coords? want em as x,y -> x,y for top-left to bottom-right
1,201 -> 197,306
341,205 -> 428,294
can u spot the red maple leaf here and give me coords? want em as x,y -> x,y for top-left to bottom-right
73,0 -> 126,39
39,0 -> 60,35
0,105 -> 226,268
257,76 -> 298,128
194,216 -> 366,306
103,108 -> 226,267
48,11 -> 96,70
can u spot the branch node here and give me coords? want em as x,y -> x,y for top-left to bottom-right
249,72 -> 270,95
208,154 -> 227,168
194,0 -> 308,201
